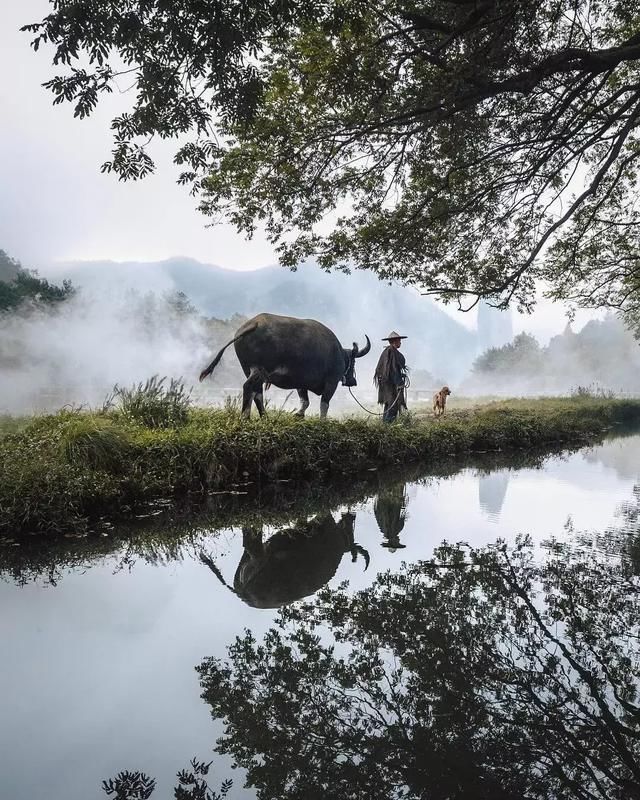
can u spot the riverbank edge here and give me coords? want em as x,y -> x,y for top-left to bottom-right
2,398 -> 640,536
0,444 -> 588,580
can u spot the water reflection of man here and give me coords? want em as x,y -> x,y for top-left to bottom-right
374,483 -> 408,552
374,331 -> 408,423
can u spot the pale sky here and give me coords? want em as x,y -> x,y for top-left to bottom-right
0,1 -> 600,341
1,1 -> 275,270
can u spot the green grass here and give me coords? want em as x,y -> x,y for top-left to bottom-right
104,374 -> 192,428
0,414 -> 29,438
2,397 -> 640,537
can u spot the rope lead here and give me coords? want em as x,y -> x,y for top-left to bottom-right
348,374 -> 410,417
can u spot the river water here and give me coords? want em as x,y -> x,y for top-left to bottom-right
2,433 -> 640,799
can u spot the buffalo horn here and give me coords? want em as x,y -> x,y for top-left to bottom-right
354,335 -> 371,358
351,544 -> 371,571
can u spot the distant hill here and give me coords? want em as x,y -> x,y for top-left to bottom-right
50,257 -> 479,380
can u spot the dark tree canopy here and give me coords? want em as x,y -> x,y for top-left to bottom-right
198,539 -> 640,800
23,1 -> 640,317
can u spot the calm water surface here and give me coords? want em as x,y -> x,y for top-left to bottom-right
2,434 -> 640,799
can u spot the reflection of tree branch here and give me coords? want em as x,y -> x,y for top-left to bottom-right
499,550 -> 640,782
198,537 -> 640,800
101,758 -> 232,799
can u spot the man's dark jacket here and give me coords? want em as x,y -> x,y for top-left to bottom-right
374,346 -> 407,406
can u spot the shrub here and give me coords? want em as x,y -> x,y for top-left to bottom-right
105,375 -> 192,428
0,415 -> 28,438
571,383 -> 616,399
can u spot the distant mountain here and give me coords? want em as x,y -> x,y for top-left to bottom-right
51,257 -> 479,380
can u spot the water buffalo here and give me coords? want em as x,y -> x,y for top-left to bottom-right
198,312 -> 371,418
199,512 -> 369,609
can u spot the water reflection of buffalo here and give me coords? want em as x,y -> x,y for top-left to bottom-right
199,513 -> 369,608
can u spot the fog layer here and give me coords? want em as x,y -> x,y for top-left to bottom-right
1,256 -> 634,415
0,287 -> 212,414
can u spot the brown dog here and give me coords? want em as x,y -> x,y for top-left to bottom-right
433,386 -> 451,417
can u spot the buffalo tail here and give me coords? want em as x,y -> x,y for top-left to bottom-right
198,321 -> 258,382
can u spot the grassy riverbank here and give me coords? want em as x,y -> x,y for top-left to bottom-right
2,397 -> 640,537
0,446 -> 583,582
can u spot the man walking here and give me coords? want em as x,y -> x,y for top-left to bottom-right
374,331 -> 408,423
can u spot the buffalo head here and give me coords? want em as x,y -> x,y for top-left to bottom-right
342,335 -> 371,387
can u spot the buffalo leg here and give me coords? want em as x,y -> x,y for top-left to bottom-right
253,389 -> 266,417
241,527 -> 264,557
242,368 -> 264,418
319,383 -> 338,419
294,389 -> 310,417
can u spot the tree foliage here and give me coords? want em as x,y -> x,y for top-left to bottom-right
24,1 -> 640,315
472,331 -> 544,375
102,759 -> 233,800
198,538 -> 640,800
469,315 -> 640,391
0,249 -> 74,312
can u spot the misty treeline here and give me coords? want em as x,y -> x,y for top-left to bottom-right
466,318 -> 640,395
0,248 -> 246,414
2,243 -> 640,413
0,249 -> 74,311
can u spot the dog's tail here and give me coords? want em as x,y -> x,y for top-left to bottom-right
199,321 -> 258,382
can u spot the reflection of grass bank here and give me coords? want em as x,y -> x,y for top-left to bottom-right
2,398 -> 640,537
0,446 -> 582,583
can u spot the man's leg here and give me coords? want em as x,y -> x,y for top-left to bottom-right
383,400 -> 399,423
